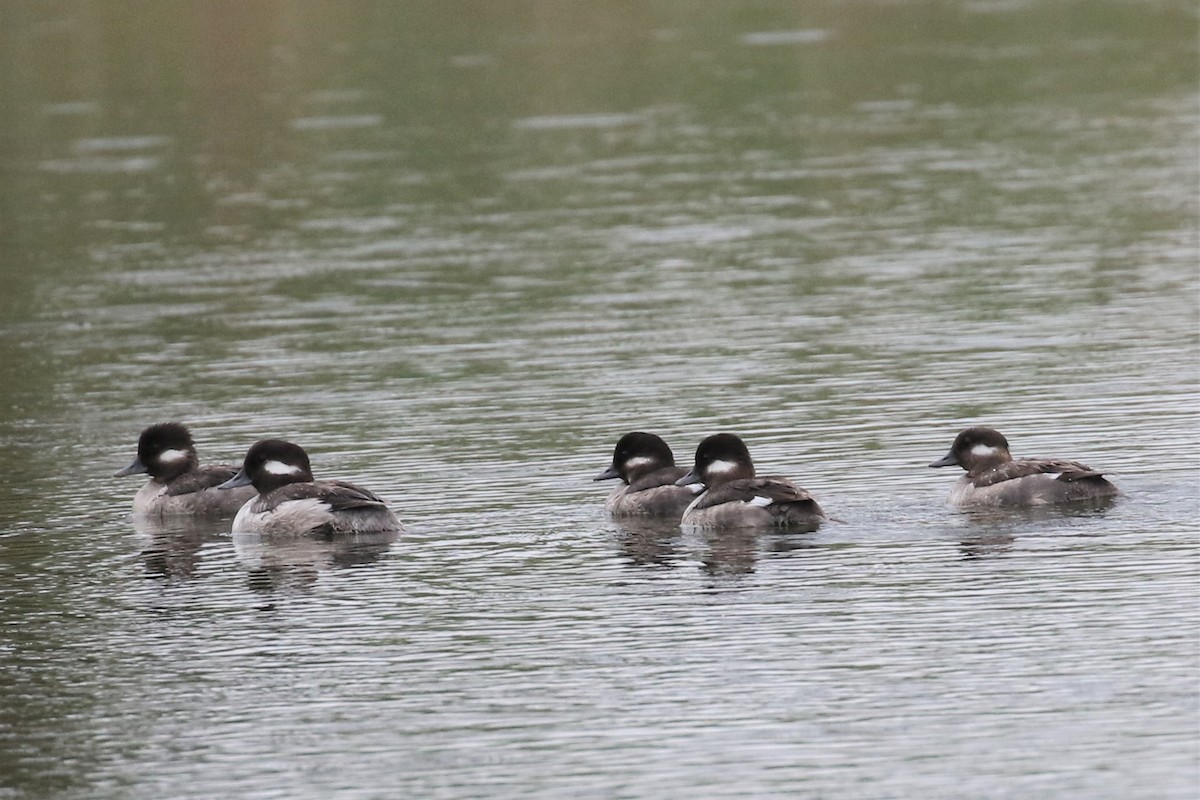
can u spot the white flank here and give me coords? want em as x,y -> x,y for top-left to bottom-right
158,449 -> 190,463
970,444 -> 998,457
233,497 -> 330,535
277,498 -> 332,516
749,496 -> 774,508
263,459 -> 303,476
706,459 -> 739,476
230,498 -> 256,533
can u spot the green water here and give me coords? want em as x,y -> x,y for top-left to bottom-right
0,2 -> 1197,798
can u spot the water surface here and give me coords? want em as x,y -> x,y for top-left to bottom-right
1,2 -> 1197,798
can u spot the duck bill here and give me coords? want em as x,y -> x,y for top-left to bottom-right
928,452 -> 958,468
593,465 -> 620,481
675,468 -> 703,487
113,457 -> 148,478
216,468 -> 253,490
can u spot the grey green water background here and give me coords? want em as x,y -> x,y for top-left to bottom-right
1,2 -> 1197,798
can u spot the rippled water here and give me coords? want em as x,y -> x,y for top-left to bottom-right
1,2 -> 1197,798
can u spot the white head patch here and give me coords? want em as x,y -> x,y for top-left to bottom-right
706,459 -> 739,476
970,444 -> 999,458
158,449 -> 190,463
749,496 -> 773,508
263,459 -> 303,476
623,456 -> 654,471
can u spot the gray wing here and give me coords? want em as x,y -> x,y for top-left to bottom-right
165,464 -> 241,496
974,458 -> 1104,487
256,480 -> 388,513
693,476 -> 820,512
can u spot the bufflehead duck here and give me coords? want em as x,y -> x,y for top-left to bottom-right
217,439 -> 404,536
676,433 -> 825,531
114,422 -> 256,516
593,432 -> 703,518
929,426 -> 1120,507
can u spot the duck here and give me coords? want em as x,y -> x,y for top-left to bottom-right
217,439 -> 404,536
114,422 -> 256,516
675,433 -> 825,531
593,431 -> 703,518
929,426 -> 1120,507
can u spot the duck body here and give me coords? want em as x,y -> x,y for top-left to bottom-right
115,422 -> 255,516
681,476 -> 824,530
594,432 -> 701,519
130,465 -> 256,516
219,439 -> 403,536
231,480 -> 401,537
930,427 -> 1120,508
677,433 -> 824,531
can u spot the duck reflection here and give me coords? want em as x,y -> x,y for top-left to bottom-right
952,499 -> 1117,559
234,530 -> 398,594
611,517 -> 682,569
957,529 -> 1017,560
133,515 -> 229,581
683,523 -> 825,577
694,527 -> 759,577
612,522 -> 826,577
763,531 -> 825,557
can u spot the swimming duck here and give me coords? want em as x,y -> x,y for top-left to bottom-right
929,426 -> 1120,507
217,439 -> 404,536
114,422 -> 255,516
593,431 -> 702,518
676,433 -> 825,531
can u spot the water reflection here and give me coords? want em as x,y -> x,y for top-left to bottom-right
953,499 -> 1121,529
687,527 -> 760,577
698,526 -> 830,578
949,500 -> 1121,559
763,531 -> 825,557
613,515 -> 827,575
956,530 -> 1017,560
0,1 -> 1195,798
233,530 -> 398,595
133,515 -> 229,581
609,517 -> 682,569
